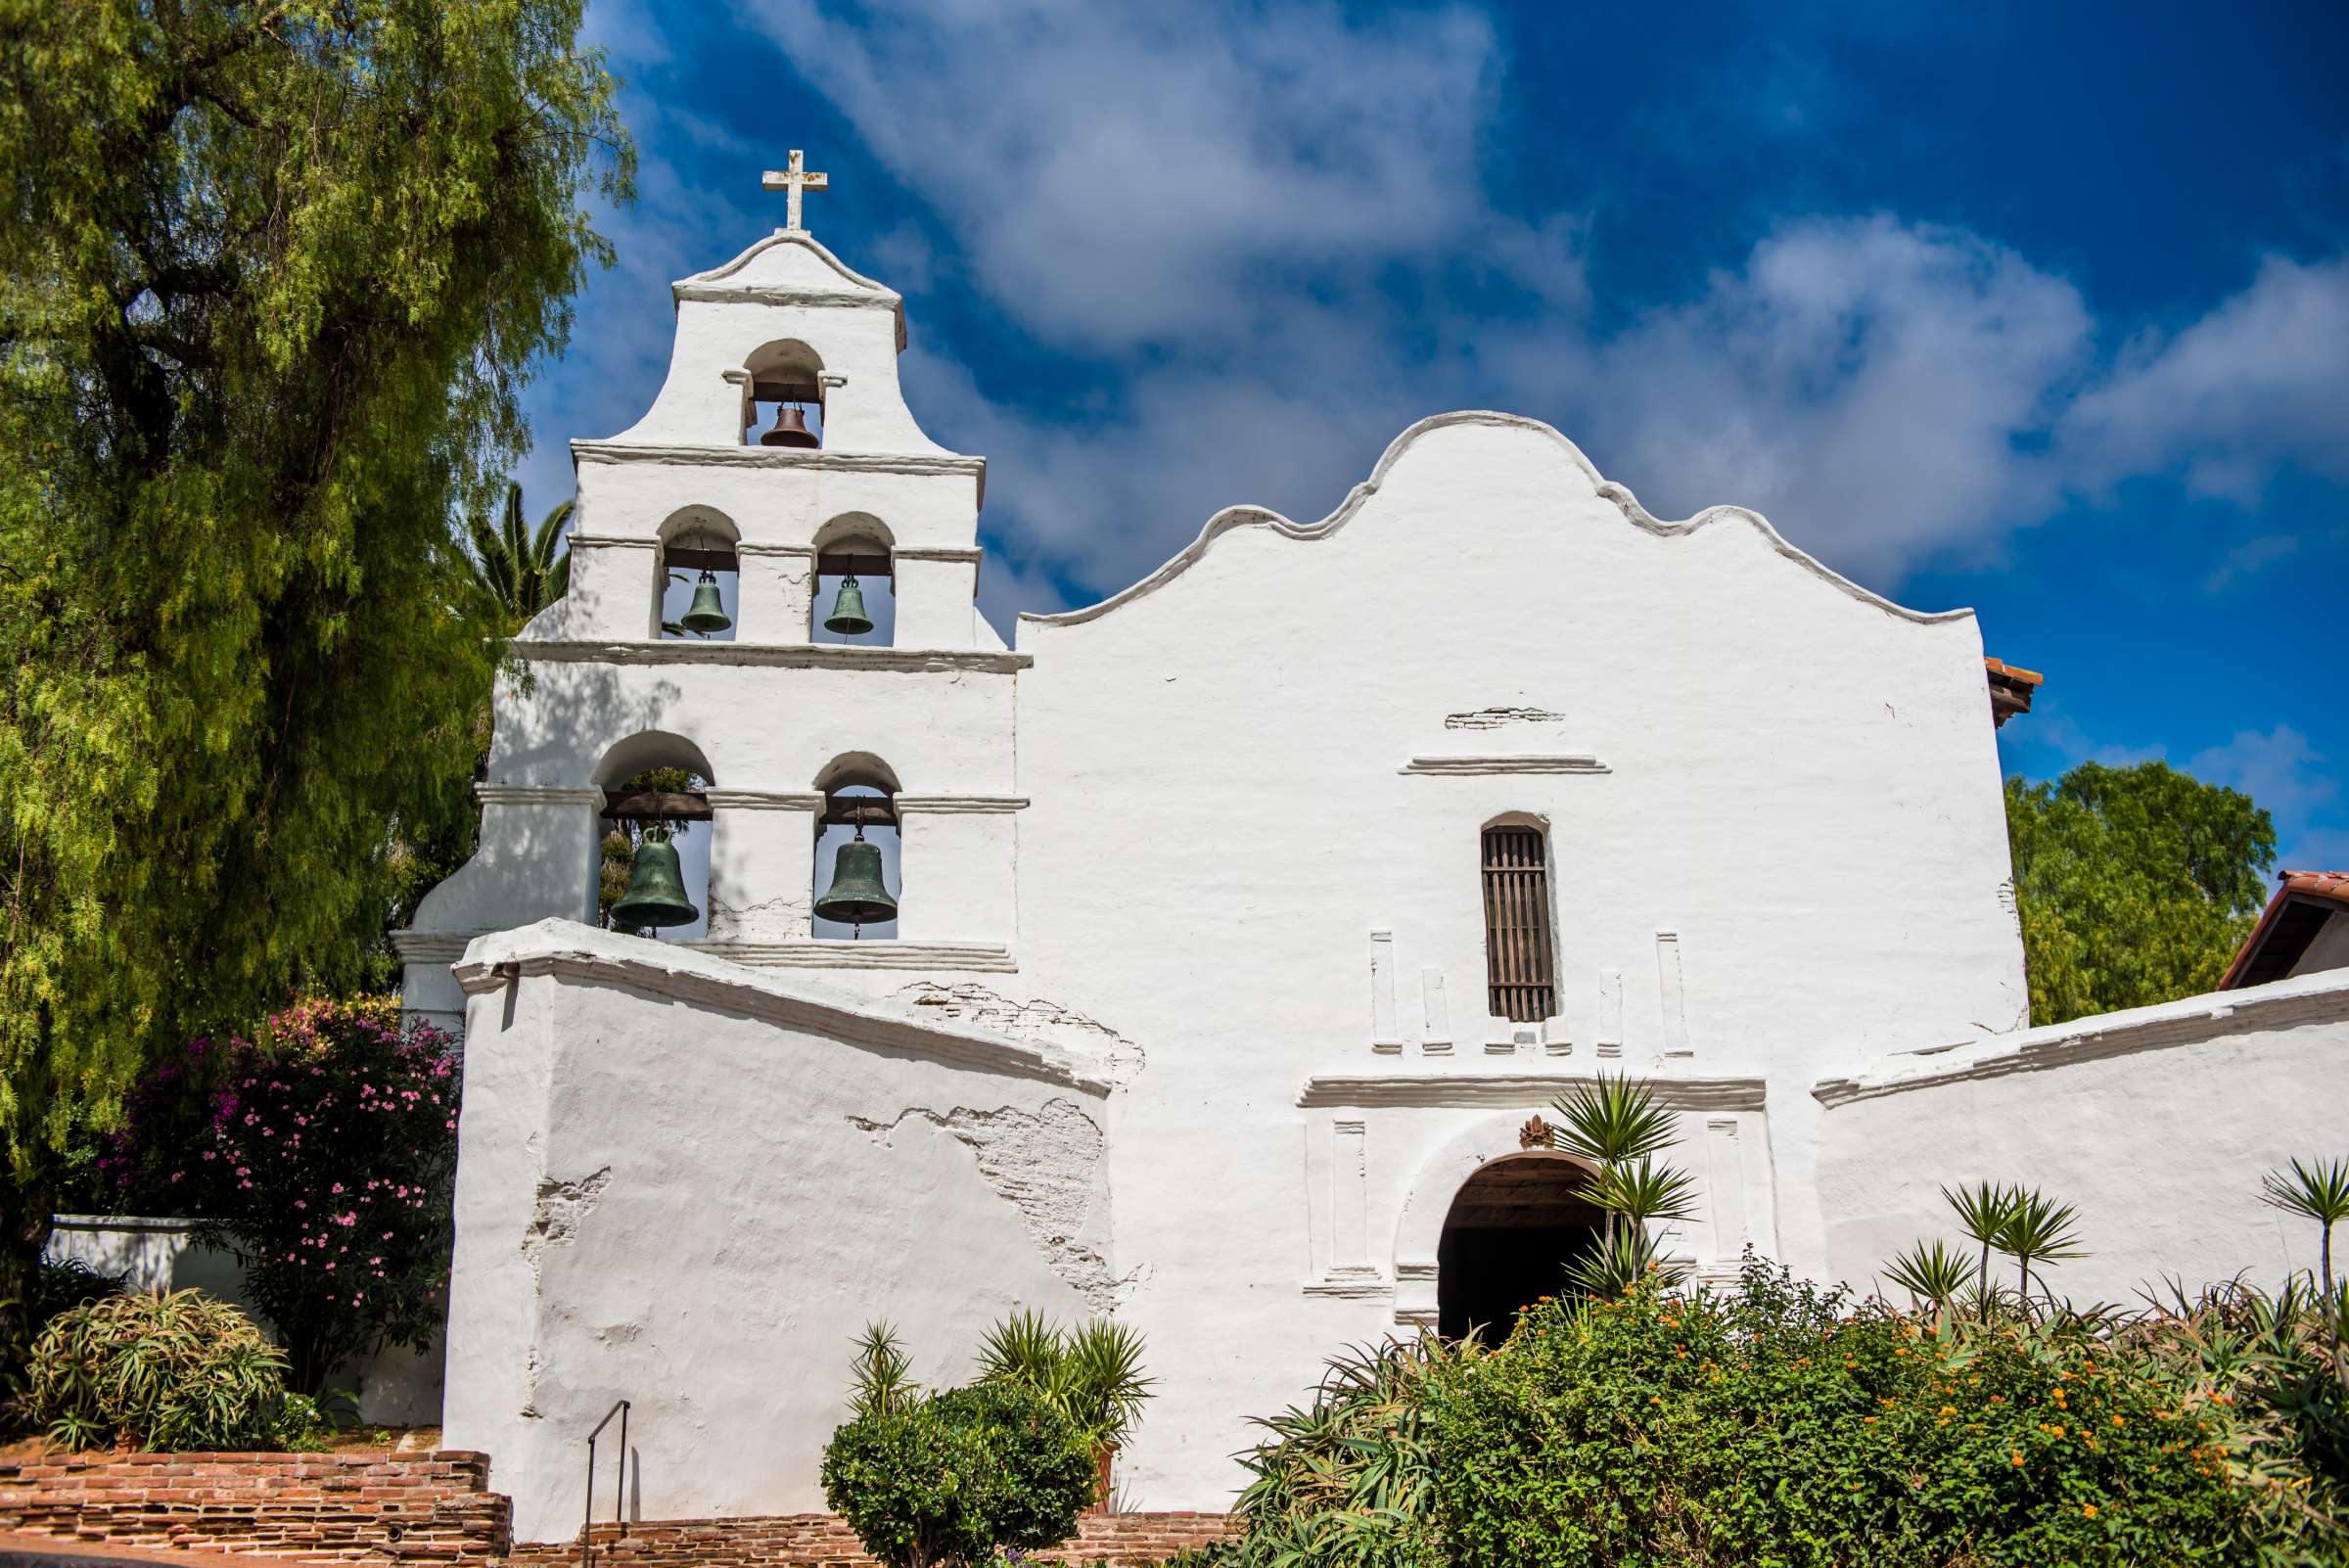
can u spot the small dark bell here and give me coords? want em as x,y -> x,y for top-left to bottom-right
823,573 -> 874,636
610,835 -> 699,930
760,402 -> 819,448
814,836 -> 897,930
679,570 -> 732,634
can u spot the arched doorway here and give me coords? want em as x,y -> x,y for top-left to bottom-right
1437,1154 -> 1603,1341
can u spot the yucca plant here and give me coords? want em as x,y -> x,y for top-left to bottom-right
1996,1185 -> 2089,1304
975,1310 -> 1155,1457
1943,1180 -> 2017,1320
2263,1155 -> 2349,1303
1544,1076 -> 1696,1298
1883,1238 -> 1978,1316
848,1320 -> 915,1419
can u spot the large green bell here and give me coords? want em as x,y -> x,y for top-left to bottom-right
610,833 -> 700,930
814,832 -> 897,931
822,573 -> 874,636
680,570 -> 732,634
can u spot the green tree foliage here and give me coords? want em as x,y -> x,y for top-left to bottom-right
821,1380 -> 1098,1568
466,480 -> 573,632
0,0 -> 632,1331
2005,761 -> 2278,1026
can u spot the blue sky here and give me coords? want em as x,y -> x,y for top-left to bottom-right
523,0 -> 2349,872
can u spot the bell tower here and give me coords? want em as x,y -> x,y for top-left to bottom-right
396,154 -> 1026,1030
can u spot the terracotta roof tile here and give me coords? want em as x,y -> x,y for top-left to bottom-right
1984,657 -> 2046,687
2220,869 -> 2349,988
2280,869 -> 2349,905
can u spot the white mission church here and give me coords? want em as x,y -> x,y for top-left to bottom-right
384,159 -> 2349,1542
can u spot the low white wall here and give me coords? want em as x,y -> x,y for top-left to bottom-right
42,1217 -> 444,1425
1815,969 -> 2349,1307
441,921 -> 1118,1542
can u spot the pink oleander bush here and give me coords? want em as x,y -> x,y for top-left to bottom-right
103,996 -> 460,1391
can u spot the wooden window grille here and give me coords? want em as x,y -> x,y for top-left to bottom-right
1482,826 -> 1556,1023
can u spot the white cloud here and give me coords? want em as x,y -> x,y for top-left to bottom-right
2202,532 -> 2300,593
2189,724 -> 2339,827
2060,255 -> 2349,503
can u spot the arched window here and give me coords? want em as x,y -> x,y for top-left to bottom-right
742,339 -> 825,449
1482,818 -> 1555,1022
593,732 -> 715,941
810,513 -> 895,647
656,507 -> 739,642
812,754 -> 900,940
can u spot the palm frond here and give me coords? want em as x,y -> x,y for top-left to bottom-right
1547,1074 -> 1677,1167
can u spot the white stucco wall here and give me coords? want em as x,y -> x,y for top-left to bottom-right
441,921 -> 1116,1542
1814,970 -> 2349,1306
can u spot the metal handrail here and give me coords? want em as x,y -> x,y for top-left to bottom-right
580,1398 -> 629,1568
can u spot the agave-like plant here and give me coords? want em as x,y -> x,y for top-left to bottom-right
1545,1077 -> 1696,1300
1883,1238 -> 1977,1316
974,1309 -> 1155,1453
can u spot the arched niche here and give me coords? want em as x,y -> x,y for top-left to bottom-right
811,752 -> 900,940
656,507 -> 741,642
742,339 -> 826,448
810,512 -> 896,646
591,730 -> 716,940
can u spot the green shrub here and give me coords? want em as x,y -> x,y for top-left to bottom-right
26,1288 -> 319,1452
821,1379 -> 1097,1568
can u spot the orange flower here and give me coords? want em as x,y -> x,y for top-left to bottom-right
2011,1452 -> 2025,1467
2082,1503 -> 2097,1519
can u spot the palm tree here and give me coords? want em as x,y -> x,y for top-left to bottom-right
1943,1181 -> 2017,1320
1995,1186 -> 2088,1305
466,481 -> 573,630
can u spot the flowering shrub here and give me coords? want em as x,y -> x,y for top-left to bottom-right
1207,1258 -> 2343,1567
105,997 -> 459,1391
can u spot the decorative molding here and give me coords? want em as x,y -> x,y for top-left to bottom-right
1401,754 -> 1609,776
687,938 -> 1019,973
473,784 -> 605,807
677,228 -> 897,296
1298,1073 -> 1769,1111
50,1214 -> 199,1235
893,547 -> 986,564
569,442 -> 985,510
508,639 -> 1030,674
733,541 -> 818,558
392,930 -> 480,964
1369,931 -> 1403,1053
453,921 -> 1089,1091
892,795 -> 1031,815
1657,930 -> 1690,1059
1301,1271 -> 1391,1299
1419,968 -> 1451,1054
704,789 -> 826,811
673,284 -> 898,312
1020,411 -> 1977,632
1597,968 -> 1624,1057
562,532 -> 660,552
1812,970 -> 2349,1108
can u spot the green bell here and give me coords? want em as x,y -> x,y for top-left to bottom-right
814,831 -> 897,932
822,573 -> 874,636
610,833 -> 699,930
680,570 -> 732,634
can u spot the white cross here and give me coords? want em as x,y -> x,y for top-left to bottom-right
761,150 -> 829,233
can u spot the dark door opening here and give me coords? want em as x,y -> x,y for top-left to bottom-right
1436,1154 -> 1603,1341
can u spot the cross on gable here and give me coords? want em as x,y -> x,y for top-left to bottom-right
760,150 -> 829,233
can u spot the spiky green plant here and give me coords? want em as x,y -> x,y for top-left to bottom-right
974,1310 -> 1155,1453
1587,1156 -> 1698,1230
2263,1156 -> 2349,1302
1943,1180 -> 2018,1320
465,481 -> 574,631
1996,1186 -> 2089,1304
1883,1239 -> 1978,1315
1547,1075 -> 1680,1172
848,1320 -> 915,1419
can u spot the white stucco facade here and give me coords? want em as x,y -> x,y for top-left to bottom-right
403,218 -> 2349,1541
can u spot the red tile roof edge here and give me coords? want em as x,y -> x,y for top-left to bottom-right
1984,657 -> 2045,687
2220,869 -> 2349,989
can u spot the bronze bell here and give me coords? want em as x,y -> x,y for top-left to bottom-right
760,401 -> 819,448
679,570 -> 732,634
814,829 -> 897,933
822,573 -> 874,636
610,831 -> 699,931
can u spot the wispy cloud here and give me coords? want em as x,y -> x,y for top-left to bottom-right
2203,532 -> 2300,593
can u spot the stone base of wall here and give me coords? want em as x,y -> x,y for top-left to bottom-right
505,1511 -> 1236,1567
0,1451 -> 511,1563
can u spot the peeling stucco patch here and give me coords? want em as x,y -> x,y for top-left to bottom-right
523,1166 -> 614,1271
849,1099 -> 1133,1312
895,982 -> 1144,1083
1445,706 -> 1567,729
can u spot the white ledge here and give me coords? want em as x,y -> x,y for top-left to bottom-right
893,795 -> 1030,815
1812,968 -> 2349,1107
702,789 -> 826,811
392,930 -> 478,963
685,938 -> 1018,973
1297,1072 -> 1767,1110
1400,754 -> 1609,776
507,640 -> 1031,673
1022,411 -> 1972,633
455,921 -> 1092,1091
570,441 -> 986,507
673,284 -> 898,312
474,784 -> 605,807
